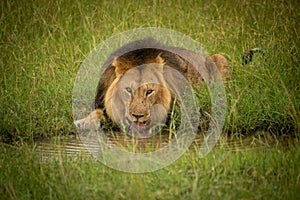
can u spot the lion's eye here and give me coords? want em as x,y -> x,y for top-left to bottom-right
125,87 -> 132,94
146,89 -> 154,96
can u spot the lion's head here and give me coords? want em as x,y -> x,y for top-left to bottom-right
104,55 -> 171,136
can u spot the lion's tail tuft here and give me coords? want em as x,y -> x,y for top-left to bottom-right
241,48 -> 264,65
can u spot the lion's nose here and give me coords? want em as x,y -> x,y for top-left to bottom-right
131,113 -> 144,121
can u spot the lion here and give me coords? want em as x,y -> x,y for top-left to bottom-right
74,38 -> 233,135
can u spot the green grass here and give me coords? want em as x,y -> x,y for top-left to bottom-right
0,0 -> 299,199
1,137 -> 299,199
0,0 -> 299,142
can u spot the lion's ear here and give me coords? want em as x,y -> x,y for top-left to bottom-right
112,57 -> 135,77
154,54 -> 165,74
155,54 -> 165,65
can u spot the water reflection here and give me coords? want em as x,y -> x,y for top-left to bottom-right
35,131 -> 285,160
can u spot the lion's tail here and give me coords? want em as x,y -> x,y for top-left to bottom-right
241,48 -> 264,65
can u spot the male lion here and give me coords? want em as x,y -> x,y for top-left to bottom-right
74,38 -> 233,135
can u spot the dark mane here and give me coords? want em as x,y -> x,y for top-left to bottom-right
94,38 -> 204,110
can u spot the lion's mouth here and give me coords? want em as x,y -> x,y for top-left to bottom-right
129,121 -> 147,132
126,118 -> 165,138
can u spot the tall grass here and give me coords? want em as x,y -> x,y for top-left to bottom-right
0,0 -> 299,142
0,1 -> 299,199
1,138 -> 299,199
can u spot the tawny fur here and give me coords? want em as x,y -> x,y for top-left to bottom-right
74,38 -> 233,130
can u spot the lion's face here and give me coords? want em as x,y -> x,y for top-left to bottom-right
128,83 -> 160,126
105,63 -> 171,136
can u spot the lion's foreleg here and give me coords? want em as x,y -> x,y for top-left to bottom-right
74,109 -> 103,129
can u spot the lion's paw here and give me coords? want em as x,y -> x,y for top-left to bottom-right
74,118 -> 100,130
74,109 -> 103,130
